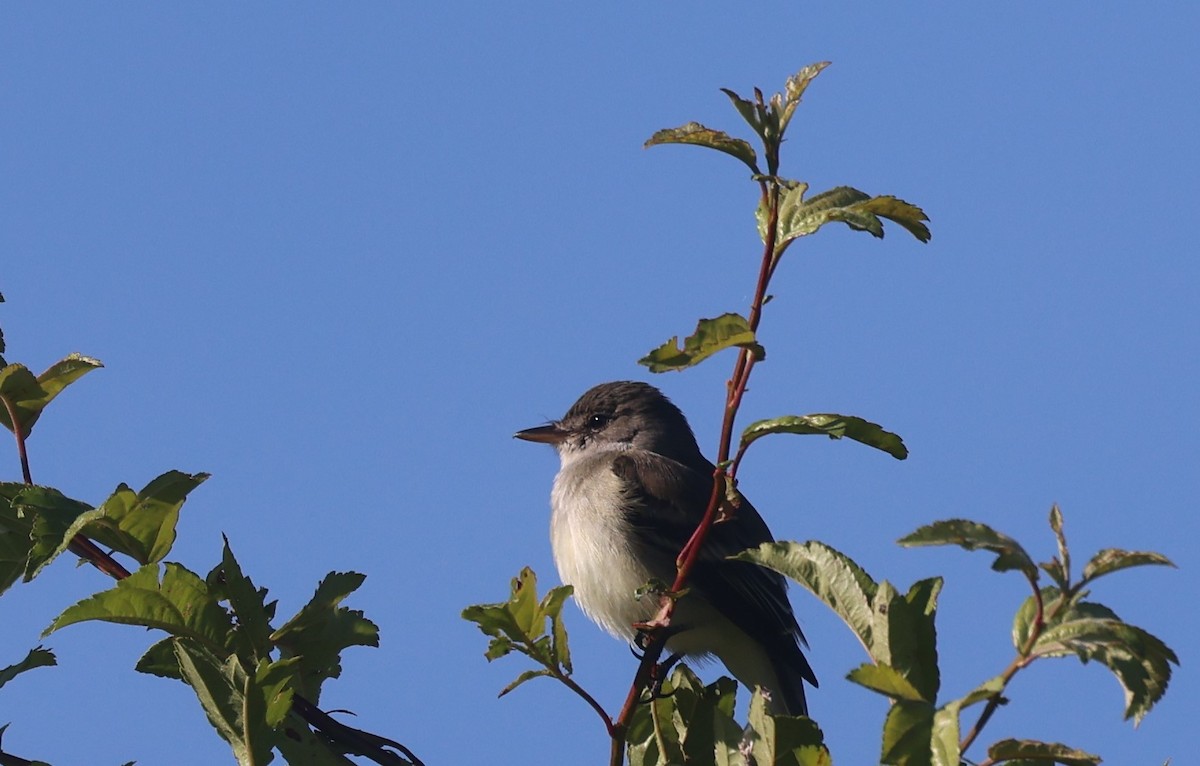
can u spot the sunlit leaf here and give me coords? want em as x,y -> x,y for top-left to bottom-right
1081,548 -> 1175,585
898,519 -> 1038,583
987,737 -> 1100,765
929,701 -> 960,766
76,471 -> 209,565
847,663 -> 924,702
0,354 -> 103,436
1012,587 -> 1065,652
765,185 -> 931,254
741,413 -> 908,460
776,62 -> 831,138
644,121 -> 759,173
734,540 -> 877,653
1032,612 -> 1177,722
639,313 -> 764,373
47,564 -> 235,654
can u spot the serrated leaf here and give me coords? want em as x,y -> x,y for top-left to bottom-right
639,313 -> 764,373
1013,587 -> 1066,652
847,663 -> 925,702
0,354 -> 103,436
734,540 -> 877,653
77,471 -> 209,565
173,638 -> 276,766
741,413 -> 908,460
880,700 -> 934,766
0,647 -> 56,691
1032,613 -> 1177,722
987,738 -> 1100,765
1081,548 -> 1175,584
136,637 -> 183,680
898,519 -> 1038,582
776,62 -> 831,138
645,121 -> 759,173
255,656 -> 300,729
13,484 -> 94,580
766,185 -> 931,255
269,571 -> 377,704
857,196 -> 932,243
47,563 -> 235,651
208,537 -> 276,667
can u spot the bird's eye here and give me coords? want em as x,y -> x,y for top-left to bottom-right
587,413 -> 611,428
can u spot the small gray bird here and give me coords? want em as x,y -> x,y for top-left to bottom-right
516,381 -> 817,715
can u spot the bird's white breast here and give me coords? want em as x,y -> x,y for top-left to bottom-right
549,448 -> 658,639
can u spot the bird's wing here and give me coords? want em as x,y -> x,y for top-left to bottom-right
611,450 -> 816,687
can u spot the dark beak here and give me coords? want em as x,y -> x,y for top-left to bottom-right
514,423 -> 567,445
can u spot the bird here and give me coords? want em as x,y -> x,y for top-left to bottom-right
515,380 -> 816,715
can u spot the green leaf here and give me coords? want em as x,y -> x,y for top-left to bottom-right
868,580 -> 942,702
1040,505 -> 1070,590
0,482 -> 35,594
78,471 -> 209,565
734,540 -> 877,653
644,121 -> 759,174
1081,548 -> 1175,585
720,88 -> 766,140
765,185 -> 931,256
13,484 -> 94,580
0,354 -> 103,436
898,519 -> 1039,583
1031,611 -> 1178,722
255,657 -> 301,729
987,738 -> 1100,765
929,702 -> 960,766
847,663 -> 925,702
498,668 -> 552,698
538,581 -> 573,674
1013,587 -> 1066,652
208,537 -> 276,667
741,413 -> 908,460
880,700 -> 934,766
857,195 -> 933,243
0,647 -> 56,691
775,62 -> 831,139
46,563 -> 235,654
638,313 -> 764,373
269,571 -> 378,703
136,637 -> 183,680
173,638 -> 276,766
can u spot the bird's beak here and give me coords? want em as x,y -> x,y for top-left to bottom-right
514,423 -> 567,445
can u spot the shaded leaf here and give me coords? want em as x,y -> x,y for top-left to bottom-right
639,313 -> 764,373
987,738 -> 1100,765
929,702 -> 960,766
1081,548 -> 1175,585
857,195 -> 932,243
868,580 -> 942,703
13,484 -> 94,580
847,663 -> 924,702
741,413 -> 908,460
880,700 -> 934,766
173,638 -> 276,766
208,537 -> 276,667
735,540 -> 877,653
498,668 -> 551,698
255,656 -> 301,729
46,563 -> 235,654
0,354 -> 103,436
1013,587 -> 1066,652
269,571 -> 378,704
645,121 -> 759,173
0,647 -> 56,691
0,482 -> 34,595
136,637 -> 183,680
898,519 -> 1038,583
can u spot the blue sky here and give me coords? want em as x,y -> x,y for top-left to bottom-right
2,4 -> 1195,765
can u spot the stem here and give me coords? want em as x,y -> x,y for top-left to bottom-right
610,178 -> 784,762
958,577 -> 1048,755
1,396 -> 33,485
549,666 -> 614,738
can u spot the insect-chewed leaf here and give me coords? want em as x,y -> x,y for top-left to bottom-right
735,540 -> 878,653
1081,548 -> 1175,585
898,519 -> 1038,582
644,121 -> 759,173
639,313 -> 764,373
207,537 -> 275,665
0,646 -> 56,691
1031,612 -> 1178,723
0,354 -> 103,436
986,738 -> 1101,766
269,571 -> 377,702
741,413 -> 908,460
